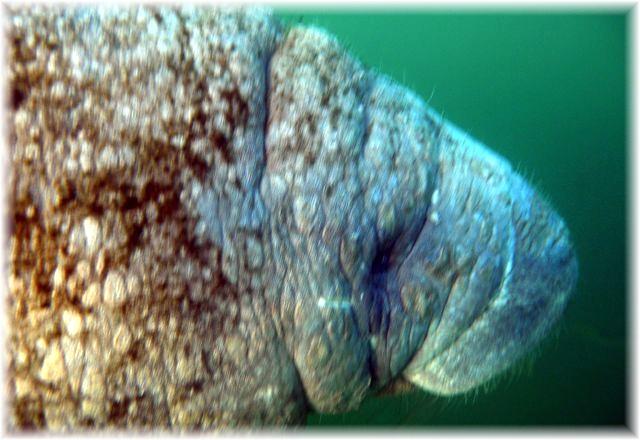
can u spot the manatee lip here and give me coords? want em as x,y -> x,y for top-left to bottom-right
401,123 -> 578,396
411,206 -> 577,395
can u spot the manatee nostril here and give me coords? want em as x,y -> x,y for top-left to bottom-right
369,233 -> 405,292
366,228 -> 441,388
371,247 -> 392,283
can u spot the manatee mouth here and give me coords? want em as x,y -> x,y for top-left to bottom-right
400,118 -> 578,395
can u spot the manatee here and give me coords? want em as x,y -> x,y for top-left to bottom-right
7,5 -> 578,430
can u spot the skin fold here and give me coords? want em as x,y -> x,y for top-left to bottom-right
7,6 -> 578,430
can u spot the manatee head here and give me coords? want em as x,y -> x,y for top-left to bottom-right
7,5 -> 579,428
265,24 -> 579,409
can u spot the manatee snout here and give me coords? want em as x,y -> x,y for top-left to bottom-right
400,116 -> 578,395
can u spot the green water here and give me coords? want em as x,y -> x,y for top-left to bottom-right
276,10 -> 628,427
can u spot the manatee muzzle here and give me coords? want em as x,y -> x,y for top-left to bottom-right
400,115 -> 578,395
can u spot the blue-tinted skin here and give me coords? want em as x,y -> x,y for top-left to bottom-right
8,6 -> 577,429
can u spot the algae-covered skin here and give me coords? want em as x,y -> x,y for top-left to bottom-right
7,6 -> 578,430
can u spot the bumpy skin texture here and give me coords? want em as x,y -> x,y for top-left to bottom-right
7,6 -> 578,430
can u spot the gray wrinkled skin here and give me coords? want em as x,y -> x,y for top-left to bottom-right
7,6 -> 578,430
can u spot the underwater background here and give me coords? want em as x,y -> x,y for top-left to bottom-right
276,9 -> 628,427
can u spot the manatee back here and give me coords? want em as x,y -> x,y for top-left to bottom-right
8,6 -> 306,429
